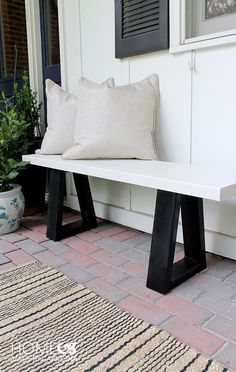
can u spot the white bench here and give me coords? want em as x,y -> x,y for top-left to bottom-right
23,154 -> 236,294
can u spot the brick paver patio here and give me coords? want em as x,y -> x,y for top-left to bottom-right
0,209 -> 235,370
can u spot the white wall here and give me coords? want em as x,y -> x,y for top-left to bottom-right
58,0 -> 236,260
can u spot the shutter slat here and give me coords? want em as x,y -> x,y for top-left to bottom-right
124,0 -> 157,12
124,6 -> 159,20
124,14 -> 159,28
123,8 -> 159,23
123,24 -> 159,38
122,0 -> 160,39
124,20 -> 159,34
123,0 -> 148,6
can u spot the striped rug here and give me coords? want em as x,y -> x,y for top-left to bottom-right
0,261 -> 229,371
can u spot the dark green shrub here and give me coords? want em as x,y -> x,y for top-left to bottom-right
0,94 -> 29,192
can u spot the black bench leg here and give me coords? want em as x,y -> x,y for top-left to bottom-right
73,173 -> 97,229
47,170 -> 97,241
181,195 -> 206,269
47,169 -> 65,241
146,190 -> 206,294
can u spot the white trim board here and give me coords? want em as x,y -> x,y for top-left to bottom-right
25,0 -> 44,128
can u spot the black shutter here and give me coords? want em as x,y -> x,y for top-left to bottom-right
115,0 -> 169,58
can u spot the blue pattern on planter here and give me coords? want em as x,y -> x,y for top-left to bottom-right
0,185 -> 25,235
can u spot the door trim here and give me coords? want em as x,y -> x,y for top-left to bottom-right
25,0 -> 44,125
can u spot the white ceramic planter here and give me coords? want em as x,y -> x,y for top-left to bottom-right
0,184 -> 25,235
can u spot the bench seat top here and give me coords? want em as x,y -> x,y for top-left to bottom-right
23,154 -> 236,201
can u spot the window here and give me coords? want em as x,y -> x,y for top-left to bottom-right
0,5 -> 4,79
0,0 -> 29,98
170,0 -> 236,53
43,0 -> 60,66
0,0 -> 28,80
39,0 -> 61,83
115,0 -> 169,59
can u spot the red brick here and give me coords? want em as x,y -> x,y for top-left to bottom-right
117,276 -> 163,303
63,214 -> 80,222
0,233 -> 26,243
119,261 -> 147,280
16,226 -> 29,234
87,262 -> 127,284
6,249 -> 35,265
86,278 -> 128,302
78,226 -> 126,242
76,231 -> 100,242
111,230 -> 139,241
66,238 -> 99,254
162,316 -> 224,356
21,230 -> 48,243
118,295 -> 170,325
22,215 -> 47,227
0,262 -> 16,271
63,250 -> 97,268
191,272 -> 220,287
61,236 -> 79,244
0,240 -> 18,254
91,249 -> 127,267
136,287 -> 164,303
94,226 -> 126,238
157,294 -> 213,324
31,224 -> 47,233
206,253 -> 223,267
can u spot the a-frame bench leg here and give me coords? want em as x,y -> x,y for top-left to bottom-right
181,195 -> 206,271
146,190 -> 206,294
47,169 -> 65,241
47,169 -> 97,241
73,173 -> 97,229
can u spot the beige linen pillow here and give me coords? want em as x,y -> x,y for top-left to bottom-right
36,78 -> 114,155
63,74 -> 159,160
36,80 -> 78,154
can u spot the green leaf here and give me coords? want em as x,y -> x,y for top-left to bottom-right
7,171 -> 18,180
0,72 -> 42,189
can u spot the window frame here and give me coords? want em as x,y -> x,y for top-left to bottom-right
170,0 -> 236,53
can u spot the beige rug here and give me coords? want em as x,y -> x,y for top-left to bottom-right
0,261 -> 229,371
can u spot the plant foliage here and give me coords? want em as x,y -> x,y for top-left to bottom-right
0,72 -> 42,192
13,72 -> 42,140
0,93 -> 30,192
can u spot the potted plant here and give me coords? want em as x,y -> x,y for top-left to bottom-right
13,72 -> 42,142
13,72 -> 46,215
0,93 -> 29,234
